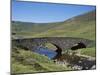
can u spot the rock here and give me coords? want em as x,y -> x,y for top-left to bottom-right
72,65 -> 83,70
91,65 -> 96,69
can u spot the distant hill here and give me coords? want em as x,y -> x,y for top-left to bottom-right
12,10 -> 96,40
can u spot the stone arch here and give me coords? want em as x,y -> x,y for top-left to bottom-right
52,43 -> 62,59
44,43 -> 57,51
44,42 -> 62,59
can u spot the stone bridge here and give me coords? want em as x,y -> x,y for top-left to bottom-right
12,37 -> 94,51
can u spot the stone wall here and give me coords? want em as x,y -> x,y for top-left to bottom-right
12,37 -> 94,51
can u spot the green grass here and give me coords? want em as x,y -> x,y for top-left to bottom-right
11,48 -> 72,74
80,47 -> 96,57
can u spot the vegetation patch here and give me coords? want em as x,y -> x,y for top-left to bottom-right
80,47 -> 96,57
11,48 -> 72,74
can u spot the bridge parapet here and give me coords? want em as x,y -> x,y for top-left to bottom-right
12,37 -> 94,51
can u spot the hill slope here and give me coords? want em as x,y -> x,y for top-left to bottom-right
12,10 -> 96,40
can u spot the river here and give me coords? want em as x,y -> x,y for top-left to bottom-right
33,46 -> 57,59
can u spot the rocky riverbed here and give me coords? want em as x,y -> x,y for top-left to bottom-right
54,53 -> 96,70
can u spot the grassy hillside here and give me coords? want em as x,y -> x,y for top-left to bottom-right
12,10 -> 96,40
12,48 -> 71,74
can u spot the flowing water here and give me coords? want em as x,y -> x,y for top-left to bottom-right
34,46 -> 57,59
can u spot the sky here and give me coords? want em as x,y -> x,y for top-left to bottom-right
12,0 -> 96,23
